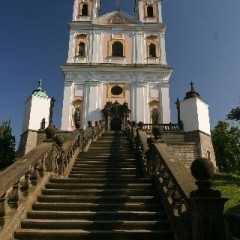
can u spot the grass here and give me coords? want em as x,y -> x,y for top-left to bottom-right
212,172 -> 240,214
212,172 -> 240,239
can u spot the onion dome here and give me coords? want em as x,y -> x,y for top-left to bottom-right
184,82 -> 201,100
32,79 -> 48,99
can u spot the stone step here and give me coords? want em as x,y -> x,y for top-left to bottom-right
45,183 -> 154,190
32,203 -> 164,212
14,229 -> 174,240
37,195 -> 161,204
21,219 -> 170,231
49,177 -> 151,184
72,165 -> 139,169
26,210 -> 167,221
68,173 -> 143,178
14,132 -> 174,240
41,189 -> 158,196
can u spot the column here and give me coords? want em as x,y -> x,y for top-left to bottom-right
159,32 -> 167,65
135,81 -> 149,123
83,81 -> 90,128
88,79 -> 102,123
67,31 -> 75,63
61,81 -> 74,131
159,82 -> 170,124
130,82 -> 136,121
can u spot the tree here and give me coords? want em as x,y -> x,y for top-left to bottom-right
0,121 -> 16,169
211,121 -> 240,172
227,106 -> 240,123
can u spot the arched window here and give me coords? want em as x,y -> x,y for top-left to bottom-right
112,41 -> 123,57
79,42 -> 85,56
147,6 -> 154,17
149,43 -> 156,57
82,4 -> 88,16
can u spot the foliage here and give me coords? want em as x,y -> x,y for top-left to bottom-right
0,121 -> 16,169
212,172 -> 240,239
227,106 -> 240,123
211,121 -> 240,172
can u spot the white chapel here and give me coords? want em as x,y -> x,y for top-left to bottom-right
61,0 -> 172,131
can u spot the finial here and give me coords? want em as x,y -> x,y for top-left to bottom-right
116,0 -> 120,10
190,81 -> 195,92
38,79 -> 43,89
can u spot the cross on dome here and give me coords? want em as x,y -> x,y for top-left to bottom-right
116,0 -> 120,10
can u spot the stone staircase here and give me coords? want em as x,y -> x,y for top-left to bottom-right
14,131 -> 174,240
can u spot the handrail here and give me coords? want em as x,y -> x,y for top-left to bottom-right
0,120 -> 105,221
141,123 -> 183,131
127,122 -> 227,240
128,126 -> 196,239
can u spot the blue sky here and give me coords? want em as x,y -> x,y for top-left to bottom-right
0,0 -> 240,146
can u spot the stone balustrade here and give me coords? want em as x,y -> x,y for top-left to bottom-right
0,120 -> 105,237
126,122 -> 227,240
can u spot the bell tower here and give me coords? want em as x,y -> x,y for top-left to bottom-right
135,0 -> 163,23
72,0 -> 101,21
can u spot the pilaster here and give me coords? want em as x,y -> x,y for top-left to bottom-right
61,81 -> 74,131
160,32 -> 167,65
159,82 -> 170,124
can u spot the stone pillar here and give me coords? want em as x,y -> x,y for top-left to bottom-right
189,158 -> 228,240
61,81 -> 74,131
159,32 -> 167,65
83,81 -> 90,128
159,82 -> 170,124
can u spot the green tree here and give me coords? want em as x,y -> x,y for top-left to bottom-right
227,105 -> 240,123
0,121 -> 16,169
211,121 -> 240,172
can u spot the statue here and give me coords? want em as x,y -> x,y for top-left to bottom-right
74,107 -> 81,129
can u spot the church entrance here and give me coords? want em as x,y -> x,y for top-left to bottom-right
102,101 -> 131,131
110,118 -> 122,131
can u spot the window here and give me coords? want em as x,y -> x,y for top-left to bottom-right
112,41 -> 123,57
79,42 -> 85,56
82,4 -> 88,16
149,43 -> 156,57
75,34 -> 88,57
146,36 -> 159,58
147,6 -> 154,17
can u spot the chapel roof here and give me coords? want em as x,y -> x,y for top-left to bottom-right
32,79 -> 49,99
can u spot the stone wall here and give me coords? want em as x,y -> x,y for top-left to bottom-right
185,130 -> 216,168
168,142 -> 198,170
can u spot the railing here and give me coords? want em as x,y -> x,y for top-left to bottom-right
0,120 -> 105,238
126,122 -> 227,240
141,123 -> 183,131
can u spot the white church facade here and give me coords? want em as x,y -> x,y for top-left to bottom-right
61,0 -> 172,131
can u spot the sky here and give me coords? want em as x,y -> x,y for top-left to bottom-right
0,0 -> 240,146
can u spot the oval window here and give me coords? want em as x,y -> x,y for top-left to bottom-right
111,86 -> 123,96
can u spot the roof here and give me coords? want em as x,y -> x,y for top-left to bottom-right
93,9 -> 140,25
32,79 -> 49,99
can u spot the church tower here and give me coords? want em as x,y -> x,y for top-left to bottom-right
61,0 -> 172,131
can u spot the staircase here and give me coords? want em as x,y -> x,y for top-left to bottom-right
14,132 -> 174,240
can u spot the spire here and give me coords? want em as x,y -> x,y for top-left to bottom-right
184,82 -> 201,100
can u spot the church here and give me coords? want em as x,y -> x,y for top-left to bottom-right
61,0 -> 172,131
18,0 -> 215,166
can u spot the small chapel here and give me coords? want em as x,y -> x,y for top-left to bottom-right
61,0 -> 171,131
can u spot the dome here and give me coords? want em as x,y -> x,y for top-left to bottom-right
184,82 -> 201,100
32,79 -> 49,99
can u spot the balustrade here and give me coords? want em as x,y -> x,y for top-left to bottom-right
0,120 -> 105,233
126,121 -> 227,240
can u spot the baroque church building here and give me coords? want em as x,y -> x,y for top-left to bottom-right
61,0 -> 172,131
